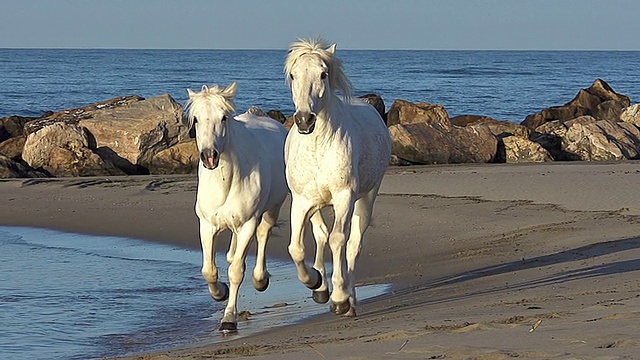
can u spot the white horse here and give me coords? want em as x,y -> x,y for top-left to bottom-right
284,39 -> 392,316
183,82 -> 289,332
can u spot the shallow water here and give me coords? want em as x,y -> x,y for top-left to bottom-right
0,226 -> 389,359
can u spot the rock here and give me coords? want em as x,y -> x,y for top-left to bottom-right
0,136 -> 26,160
24,95 -> 144,135
522,105 -> 590,130
266,110 -> 287,124
1,115 -> 37,142
359,94 -> 386,121
386,99 -> 450,129
148,140 -> 199,174
283,114 -> 295,130
559,117 -> 640,161
0,154 -> 46,178
451,115 -> 530,138
389,122 -> 498,164
389,154 -> 412,166
521,79 -> 630,130
78,94 -> 185,174
620,103 -> 640,128
566,78 -> 630,115
530,121 -> 571,160
500,136 -> 553,163
22,122 -> 125,177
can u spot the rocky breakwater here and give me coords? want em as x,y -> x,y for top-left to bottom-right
1,79 -> 639,178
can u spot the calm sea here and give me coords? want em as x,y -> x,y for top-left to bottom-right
1,49 -> 639,121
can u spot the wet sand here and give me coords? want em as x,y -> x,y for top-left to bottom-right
1,161 -> 640,359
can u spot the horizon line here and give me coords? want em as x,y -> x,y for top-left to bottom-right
1,46 -> 640,52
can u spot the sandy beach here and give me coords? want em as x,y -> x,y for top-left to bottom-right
2,161 -> 640,359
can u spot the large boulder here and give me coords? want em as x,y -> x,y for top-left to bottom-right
386,99 -> 450,129
620,104 -> 640,128
22,122 -> 124,177
451,115 -> 530,138
78,94 -> 185,174
556,116 -> 640,161
521,79 -> 630,130
359,94 -> 386,121
24,96 -> 144,135
389,122 -> 498,164
0,136 -> 26,160
1,115 -> 37,142
0,155 -> 46,178
148,140 -> 199,174
500,136 -> 553,163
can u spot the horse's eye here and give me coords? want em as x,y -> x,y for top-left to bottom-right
320,72 -> 328,80
289,73 -> 294,81
221,115 -> 227,122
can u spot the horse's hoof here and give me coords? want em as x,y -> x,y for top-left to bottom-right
253,276 -> 269,292
211,282 -> 229,302
329,300 -> 351,315
219,321 -> 238,333
343,306 -> 357,317
312,289 -> 330,304
307,268 -> 323,290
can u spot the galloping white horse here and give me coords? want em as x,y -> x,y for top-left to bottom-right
184,82 -> 289,332
284,39 -> 392,316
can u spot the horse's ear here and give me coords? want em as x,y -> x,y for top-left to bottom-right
327,44 -> 337,54
202,84 -> 209,92
225,82 -> 238,96
187,88 -> 196,98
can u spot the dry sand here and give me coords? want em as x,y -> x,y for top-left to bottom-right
1,161 -> 640,360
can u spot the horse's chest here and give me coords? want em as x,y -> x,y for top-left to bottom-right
287,155 -> 351,204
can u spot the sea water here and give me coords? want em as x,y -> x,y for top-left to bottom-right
0,226 -> 389,359
1,49 -> 639,122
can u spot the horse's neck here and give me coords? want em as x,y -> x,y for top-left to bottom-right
315,96 -> 347,139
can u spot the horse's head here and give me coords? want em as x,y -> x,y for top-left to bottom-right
285,39 -> 353,134
184,82 -> 237,170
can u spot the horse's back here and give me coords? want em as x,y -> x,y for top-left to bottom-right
344,98 -> 391,192
235,111 -> 289,205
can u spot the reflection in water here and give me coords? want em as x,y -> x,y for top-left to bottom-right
0,227 -> 389,360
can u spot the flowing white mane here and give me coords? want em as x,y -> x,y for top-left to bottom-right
183,84 -> 236,129
284,38 -> 353,99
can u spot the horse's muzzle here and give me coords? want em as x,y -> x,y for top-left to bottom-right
294,111 -> 316,134
200,148 -> 219,170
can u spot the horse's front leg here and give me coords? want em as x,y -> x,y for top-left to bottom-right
220,218 -> 258,332
288,196 -> 322,290
200,221 -> 228,301
309,210 -> 330,304
328,191 -> 355,316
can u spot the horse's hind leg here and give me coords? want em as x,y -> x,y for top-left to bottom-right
252,202 -> 283,292
344,184 -> 381,317
200,221 -> 229,302
220,218 -> 258,332
309,210 -> 330,304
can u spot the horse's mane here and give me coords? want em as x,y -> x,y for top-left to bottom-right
284,38 -> 353,99
183,84 -> 237,129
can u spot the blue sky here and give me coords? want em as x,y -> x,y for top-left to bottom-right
2,0 -> 639,50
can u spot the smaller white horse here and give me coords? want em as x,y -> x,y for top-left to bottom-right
284,39 -> 392,316
184,82 -> 289,332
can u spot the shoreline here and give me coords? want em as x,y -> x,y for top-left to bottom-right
2,162 -> 640,359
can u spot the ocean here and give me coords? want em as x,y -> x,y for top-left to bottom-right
1,49 -> 639,359
1,49 -> 639,122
